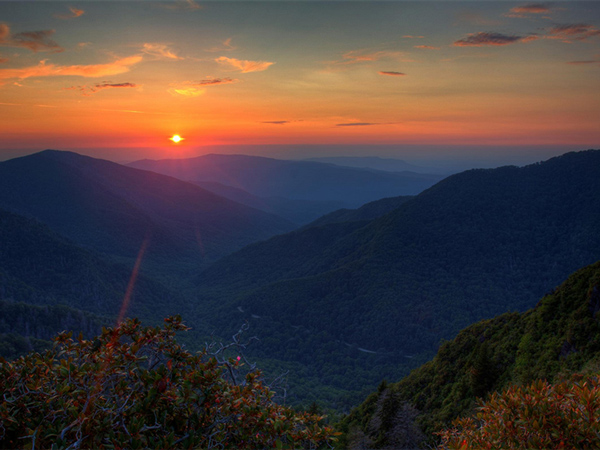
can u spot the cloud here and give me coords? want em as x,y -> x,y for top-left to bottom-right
0,55 -> 142,80
414,45 -> 440,50
65,82 -> 139,96
330,50 -> 411,66
546,24 -> 600,42
454,32 -> 537,46
54,6 -> 85,20
336,122 -> 378,127
567,60 -> 600,65
142,43 -> 183,60
168,87 -> 205,97
0,56 -> 7,64
262,121 -> 290,125
378,71 -> 406,76
194,77 -> 238,86
215,56 -> 274,73
167,77 -> 238,97
505,3 -> 551,18
403,35 -> 425,39
0,23 -> 63,53
161,0 -> 201,10
207,38 -> 236,53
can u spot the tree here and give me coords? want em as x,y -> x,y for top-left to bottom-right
0,316 -> 336,449
438,375 -> 600,449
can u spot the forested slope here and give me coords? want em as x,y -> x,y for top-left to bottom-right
339,261 -> 600,447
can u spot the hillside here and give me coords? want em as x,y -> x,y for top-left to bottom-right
197,150 -> 600,407
338,260 -> 600,447
0,151 -> 294,273
128,154 -> 444,208
0,208 -> 187,321
301,195 -> 413,229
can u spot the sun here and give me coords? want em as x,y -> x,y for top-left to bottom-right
169,134 -> 184,143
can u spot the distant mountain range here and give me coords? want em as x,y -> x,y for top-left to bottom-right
0,150 -> 295,272
2,147 -> 599,412
197,150 -> 600,407
303,156 -> 437,174
127,154 -> 444,209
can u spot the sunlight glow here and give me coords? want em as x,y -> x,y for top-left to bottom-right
170,134 -> 184,143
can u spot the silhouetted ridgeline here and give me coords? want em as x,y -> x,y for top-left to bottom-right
0,150 -> 295,274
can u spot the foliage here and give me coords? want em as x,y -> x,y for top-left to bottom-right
0,316 -> 336,449
339,260 -> 600,445
438,375 -> 600,450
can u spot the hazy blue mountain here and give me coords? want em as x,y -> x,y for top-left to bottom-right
0,150 -> 295,272
304,156 -> 437,174
197,150 -> 600,408
127,154 -> 444,207
193,180 -> 345,225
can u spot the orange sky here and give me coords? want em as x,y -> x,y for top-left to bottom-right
0,1 -> 598,162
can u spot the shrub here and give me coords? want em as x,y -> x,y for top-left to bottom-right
0,316 -> 335,449
438,375 -> 600,449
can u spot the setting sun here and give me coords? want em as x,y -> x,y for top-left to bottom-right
170,135 -> 184,144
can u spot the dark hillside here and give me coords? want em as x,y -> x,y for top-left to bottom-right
0,150 -> 294,272
339,260 -> 600,446
198,150 -> 600,406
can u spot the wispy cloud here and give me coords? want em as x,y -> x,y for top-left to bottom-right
64,82 -> 139,96
161,0 -> 201,11
0,23 -> 63,53
0,56 -> 7,64
0,55 -> 142,80
546,24 -> 600,42
378,71 -> 406,76
167,77 -> 238,97
207,38 -> 236,53
142,43 -> 183,60
192,77 -> 238,86
168,87 -> 204,97
336,122 -> 379,127
330,50 -> 411,66
403,35 -> 424,39
215,56 -> 274,73
454,32 -> 538,46
567,59 -> 600,65
505,3 -> 552,18
54,6 -> 85,20
414,45 -> 440,50
262,120 -> 290,125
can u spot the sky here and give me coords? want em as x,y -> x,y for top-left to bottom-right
0,1 -> 598,164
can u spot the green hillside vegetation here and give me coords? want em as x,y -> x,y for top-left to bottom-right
0,317 -> 336,449
198,150 -> 600,408
0,300 -> 107,359
338,261 -> 600,447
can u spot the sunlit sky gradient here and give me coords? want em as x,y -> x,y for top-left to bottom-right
0,1 -> 598,164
